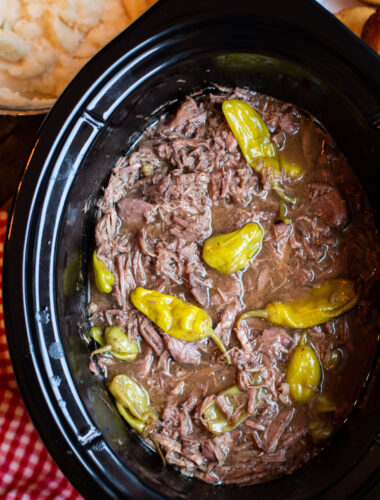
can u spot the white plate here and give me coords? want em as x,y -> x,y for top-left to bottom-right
316,0 -> 364,13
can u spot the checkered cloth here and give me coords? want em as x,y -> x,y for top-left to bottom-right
0,212 -> 82,500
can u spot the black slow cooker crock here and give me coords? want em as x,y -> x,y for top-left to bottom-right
3,0 -> 380,498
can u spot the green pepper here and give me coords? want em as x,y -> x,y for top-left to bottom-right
286,335 -> 321,403
239,279 -> 359,329
93,251 -> 115,293
202,385 -> 248,435
109,374 -> 157,435
130,287 -> 230,363
222,99 -> 296,207
202,222 -> 263,274
91,326 -> 140,361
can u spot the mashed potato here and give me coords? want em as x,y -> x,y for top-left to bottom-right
0,0 -> 156,108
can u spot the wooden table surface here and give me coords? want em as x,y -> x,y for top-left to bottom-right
0,114 -> 45,212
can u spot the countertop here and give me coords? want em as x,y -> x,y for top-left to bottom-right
0,114 -> 44,211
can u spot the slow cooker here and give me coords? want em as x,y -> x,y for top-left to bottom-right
3,0 -> 380,498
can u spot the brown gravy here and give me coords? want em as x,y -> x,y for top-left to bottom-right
88,89 -> 380,485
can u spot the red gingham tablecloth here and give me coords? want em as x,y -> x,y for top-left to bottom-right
0,212 -> 82,500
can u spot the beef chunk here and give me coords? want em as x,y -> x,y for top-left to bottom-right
117,197 -> 154,226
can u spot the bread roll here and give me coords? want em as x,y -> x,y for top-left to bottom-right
361,9 -> 380,53
360,0 -> 380,6
336,6 -> 375,37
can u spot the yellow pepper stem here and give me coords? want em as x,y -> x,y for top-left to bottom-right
279,200 -> 291,225
238,310 -> 269,324
149,434 -> 166,465
115,401 -> 146,434
90,345 -> 112,357
272,182 -> 296,204
207,328 -> 231,364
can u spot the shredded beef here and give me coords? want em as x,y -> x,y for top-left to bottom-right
168,97 -> 206,131
311,185 -> 348,229
135,347 -> 154,379
89,88 -> 380,487
163,334 -> 202,365
117,197 -> 154,226
214,301 -> 241,344
138,317 -> 164,356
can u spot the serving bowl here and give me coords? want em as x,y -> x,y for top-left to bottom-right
0,104 -> 52,116
3,0 -> 380,498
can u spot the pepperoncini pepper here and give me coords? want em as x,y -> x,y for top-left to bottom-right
202,385 -> 248,435
90,326 -> 104,345
63,252 -> 81,296
222,99 -> 278,169
202,222 -> 263,274
130,287 -> 230,363
280,157 -> 302,179
93,251 -> 115,293
308,420 -> 334,441
91,326 -> 140,361
222,99 -> 295,206
109,374 -> 157,435
286,335 -> 321,403
316,394 -> 336,413
239,279 -> 359,329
